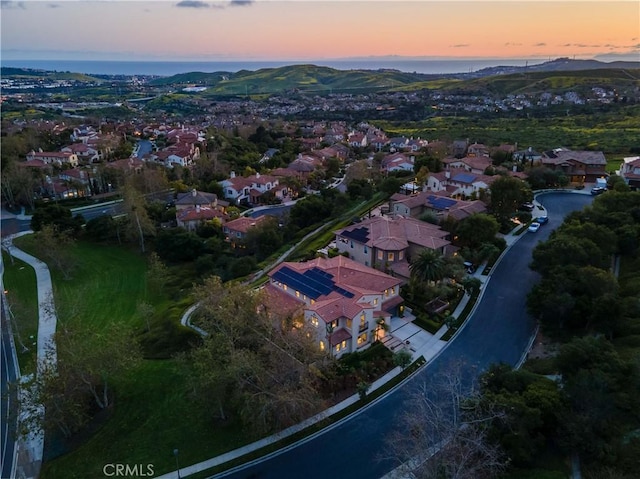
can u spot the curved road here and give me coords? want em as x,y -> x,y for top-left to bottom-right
213,192 -> 593,479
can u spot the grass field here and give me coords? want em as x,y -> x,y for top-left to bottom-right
2,251 -> 39,375
5,237 -> 254,478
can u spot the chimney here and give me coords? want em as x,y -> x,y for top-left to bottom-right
256,172 -> 260,179
445,171 -> 450,179
192,188 -> 197,197
196,205 -> 200,213
230,171 -> 236,178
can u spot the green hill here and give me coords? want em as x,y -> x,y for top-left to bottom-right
148,64 -> 437,95
0,67 -> 104,83
441,69 -> 640,96
148,64 -> 640,98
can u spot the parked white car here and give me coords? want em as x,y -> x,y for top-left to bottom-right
528,222 -> 541,233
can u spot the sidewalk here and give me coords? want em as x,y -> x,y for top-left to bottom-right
2,231 -> 59,479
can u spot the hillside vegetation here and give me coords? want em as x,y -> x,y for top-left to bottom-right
147,63 -> 640,97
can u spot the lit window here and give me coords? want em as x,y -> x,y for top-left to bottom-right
311,316 -> 319,327
357,333 -> 367,346
296,291 -> 300,298
385,289 -> 389,297
387,252 -> 394,261
373,298 -> 378,306
347,318 -> 353,329
377,250 -> 383,260
319,341 -> 325,351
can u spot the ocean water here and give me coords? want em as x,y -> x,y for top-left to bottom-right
0,58 -> 546,76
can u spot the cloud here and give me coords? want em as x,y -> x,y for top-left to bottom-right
176,0 -> 210,8
48,3 -> 60,8
504,42 -> 522,47
0,1 -> 26,9
533,43 -> 546,47
451,44 -> 469,48
229,0 -> 253,5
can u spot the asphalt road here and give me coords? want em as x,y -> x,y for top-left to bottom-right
213,191 -> 593,479
1,290 -> 19,479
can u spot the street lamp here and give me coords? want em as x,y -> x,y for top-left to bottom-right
173,449 -> 181,479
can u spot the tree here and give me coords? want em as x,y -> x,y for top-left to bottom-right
154,228 -> 205,263
21,321 -> 141,438
555,337 -> 640,466
393,349 -> 413,370
33,225 -> 77,280
121,176 -> 155,253
187,277 -> 329,434
31,204 -> 84,237
489,176 -> 531,224
243,216 -> 283,261
409,249 -> 446,285
479,364 -> 566,467
385,361 -> 508,479
455,214 -> 499,249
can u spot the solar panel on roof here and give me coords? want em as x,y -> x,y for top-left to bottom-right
451,173 -> 477,184
427,195 -> 457,210
342,226 -> 369,243
273,265 -> 354,300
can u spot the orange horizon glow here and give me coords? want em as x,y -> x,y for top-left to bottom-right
1,1 -> 638,61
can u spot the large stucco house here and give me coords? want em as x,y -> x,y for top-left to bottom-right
265,256 -> 403,358
334,215 -> 453,281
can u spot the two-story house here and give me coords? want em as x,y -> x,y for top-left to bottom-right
334,215 -> 452,282
619,156 -> 640,189
223,215 -> 270,246
220,172 -> 283,205
442,156 -> 492,174
381,153 -> 415,173
265,256 -> 403,357
390,191 -> 487,222
426,169 -> 493,198
26,150 -> 79,168
540,148 -> 607,183
175,189 -> 229,231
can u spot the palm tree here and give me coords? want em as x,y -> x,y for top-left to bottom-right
409,248 -> 446,286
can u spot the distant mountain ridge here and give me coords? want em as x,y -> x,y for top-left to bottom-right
468,57 -> 640,77
2,58 -> 638,97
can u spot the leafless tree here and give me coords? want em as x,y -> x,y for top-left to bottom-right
383,361 -> 508,479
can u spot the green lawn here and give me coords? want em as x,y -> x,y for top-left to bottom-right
41,360 -> 249,479
2,251 -> 39,374
6,237 -> 252,478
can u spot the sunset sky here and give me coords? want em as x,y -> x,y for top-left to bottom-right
1,1 -> 638,62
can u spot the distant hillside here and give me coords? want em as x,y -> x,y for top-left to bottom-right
0,67 -> 103,82
146,60 -> 640,97
469,57 -> 640,77
148,64 -> 439,94
439,68 -> 640,96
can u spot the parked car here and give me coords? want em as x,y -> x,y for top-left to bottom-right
520,202 -> 535,211
535,216 -> 549,225
528,222 -> 541,233
463,261 -> 476,274
591,187 -> 606,195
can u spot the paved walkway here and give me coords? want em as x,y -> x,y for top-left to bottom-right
1,230 -> 58,479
